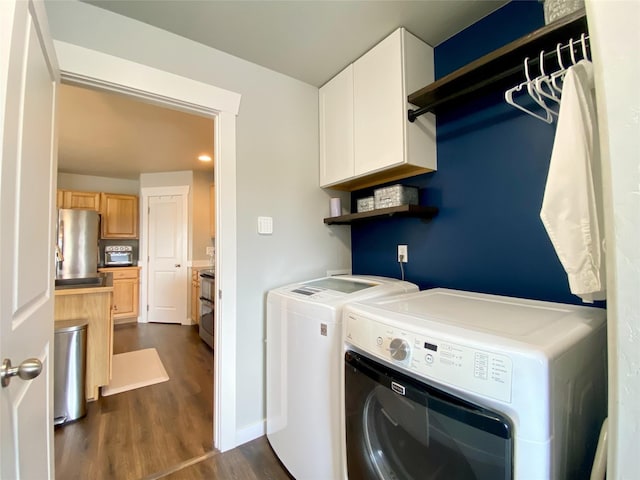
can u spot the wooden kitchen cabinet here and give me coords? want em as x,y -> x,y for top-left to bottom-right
319,27 -> 436,191
209,184 -> 215,237
101,193 -> 139,238
99,267 -> 140,323
57,189 -> 101,211
191,268 -> 201,324
55,285 -> 114,401
57,190 -> 138,238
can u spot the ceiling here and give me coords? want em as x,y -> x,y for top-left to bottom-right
59,1 -> 508,180
57,84 -> 215,179
85,0 -> 507,87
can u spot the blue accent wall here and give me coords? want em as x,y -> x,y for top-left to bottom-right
351,1 -> 585,305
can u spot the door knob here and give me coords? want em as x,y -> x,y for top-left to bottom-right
1,358 -> 43,387
175,264 -> 181,268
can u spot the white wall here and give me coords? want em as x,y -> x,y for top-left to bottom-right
192,169 -> 214,263
57,172 -> 139,195
586,1 -> 640,477
45,1 -> 351,435
140,170 -> 193,188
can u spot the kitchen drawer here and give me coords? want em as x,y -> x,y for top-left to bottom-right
99,267 -> 139,280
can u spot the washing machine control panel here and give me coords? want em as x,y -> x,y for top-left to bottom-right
388,338 -> 410,361
345,312 -> 513,403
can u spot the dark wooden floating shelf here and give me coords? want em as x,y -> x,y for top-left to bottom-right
408,9 -> 588,116
324,205 -> 438,225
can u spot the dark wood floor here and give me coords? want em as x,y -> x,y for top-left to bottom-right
55,323 -> 291,480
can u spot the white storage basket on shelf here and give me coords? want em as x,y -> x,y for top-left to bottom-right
543,0 -> 584,24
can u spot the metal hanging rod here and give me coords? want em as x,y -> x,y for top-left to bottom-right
407,17 -> 590,122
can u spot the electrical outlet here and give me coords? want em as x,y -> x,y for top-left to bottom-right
397,245 -> 408,263
206,247 -> 214,256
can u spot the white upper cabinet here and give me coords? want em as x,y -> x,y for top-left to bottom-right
353,30 -> 406,177
319,28 -> 436,191
319,65 -> 354,187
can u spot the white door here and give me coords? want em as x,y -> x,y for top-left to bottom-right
0,1 -> 58,478
147,193 -> 188,324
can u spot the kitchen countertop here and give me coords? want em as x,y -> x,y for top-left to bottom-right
199,268 -> 215,278
98,264 -> 140,268
54,272 -> 114,295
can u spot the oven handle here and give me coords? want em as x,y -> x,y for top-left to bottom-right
199,296 -> 215,305
345,351 -> 512,440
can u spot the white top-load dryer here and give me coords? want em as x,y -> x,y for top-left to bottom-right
266,275 -> 418,480
343,288 -> 607,479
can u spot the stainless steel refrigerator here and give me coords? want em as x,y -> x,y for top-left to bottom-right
56,209 -> 100,280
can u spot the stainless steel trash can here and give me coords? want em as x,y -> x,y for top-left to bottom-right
54,319 -> 88,426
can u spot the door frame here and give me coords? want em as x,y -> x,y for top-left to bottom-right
140,185 -> 190,325
53,40 -> 241,452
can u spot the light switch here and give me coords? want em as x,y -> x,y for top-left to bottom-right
258,216 -> 273,235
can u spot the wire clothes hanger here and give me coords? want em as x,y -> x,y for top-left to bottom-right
504,57 -> 554,123
550,42 -> 566,93
505,34 -> 591,123
535,50 -> 561,112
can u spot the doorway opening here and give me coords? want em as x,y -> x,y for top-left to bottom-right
54,39 -> 241,455
58,82 -> 215,328
54,83 -> 219,478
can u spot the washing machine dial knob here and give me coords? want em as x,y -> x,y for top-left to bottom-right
389,338 -> 410,361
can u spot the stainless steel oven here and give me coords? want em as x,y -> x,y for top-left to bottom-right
199,269 -> 215,349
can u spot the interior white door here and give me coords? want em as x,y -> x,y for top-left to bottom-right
0,1 -> 58,478
147,194 -> 187,324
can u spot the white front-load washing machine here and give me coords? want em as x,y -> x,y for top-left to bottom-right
266,275 -> 418,480
343,288 -> 607,480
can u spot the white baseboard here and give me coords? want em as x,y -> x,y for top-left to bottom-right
235,419 -> 266,447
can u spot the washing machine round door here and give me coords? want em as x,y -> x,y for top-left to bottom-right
344,351 -> 514,480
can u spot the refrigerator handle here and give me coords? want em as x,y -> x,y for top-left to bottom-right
56,220 -> 64,270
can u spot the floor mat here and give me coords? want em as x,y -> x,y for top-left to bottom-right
102,348 -> 169,396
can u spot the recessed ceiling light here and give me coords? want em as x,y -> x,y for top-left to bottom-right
198,154 -> 212,162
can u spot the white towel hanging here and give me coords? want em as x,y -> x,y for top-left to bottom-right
540,60 -> 606,303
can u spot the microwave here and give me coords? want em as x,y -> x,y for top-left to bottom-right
104,245 -> 134,266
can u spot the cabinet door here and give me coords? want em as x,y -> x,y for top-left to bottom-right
353,29 -> 405,176
191,271 -> 200,324
107,293 -> 114,378
99,267 -> 139,320
101,193 -> 139,238
56,189 -> 64,208
63,190 -> 101,211
319,64 -> 354,187
112,278 -> 139,319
